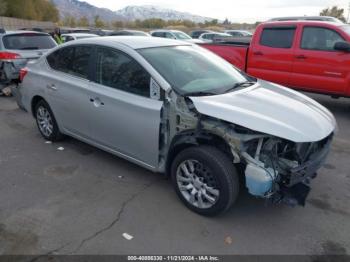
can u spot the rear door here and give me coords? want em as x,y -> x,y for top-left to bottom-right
87,46 -> 163,168
45,45 -> 95,140
290,25 -> 349,95
247,25 -> 297,86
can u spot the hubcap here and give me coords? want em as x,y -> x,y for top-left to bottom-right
176,159 -> 220,209
36,106 -> 53,137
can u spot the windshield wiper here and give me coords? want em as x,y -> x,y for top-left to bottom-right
225,81 -> 256,93
184,91 -> 217,97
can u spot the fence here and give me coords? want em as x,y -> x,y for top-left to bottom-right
0,16 -> 56,31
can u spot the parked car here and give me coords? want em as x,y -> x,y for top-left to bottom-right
59,27 -> 91,34
61,33 -> 99,42
200,20 -> 350,97
110,30 -> 151,36
150,30 -> 202,43
224,30 -> 253,37
190,30 -> 214,39
199,32 -> 232,43
90,29 -> 114,36
18,37 -> 336,216
0,30 -> 57,95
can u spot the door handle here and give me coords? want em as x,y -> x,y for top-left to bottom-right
253,51 -> 264,56
90,97 -> 105,106
295,55 -> 307,59
46,84 -> 57,91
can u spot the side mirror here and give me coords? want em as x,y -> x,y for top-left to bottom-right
334,41 -> 350,52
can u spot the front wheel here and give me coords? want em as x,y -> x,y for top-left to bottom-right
171,146 -> 239,216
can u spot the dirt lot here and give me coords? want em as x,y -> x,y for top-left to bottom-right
0,93 -> 349,255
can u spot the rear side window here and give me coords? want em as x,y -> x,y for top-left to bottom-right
2,34 -> 57,50
47,45 -> 92,79
95,47 -> 150,97
260,27 -> 296,48
301,27 -> 344,51
152,32 -> 164,37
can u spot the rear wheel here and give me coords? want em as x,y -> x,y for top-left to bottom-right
35,100 -> 63,141
171,146 -> 239,216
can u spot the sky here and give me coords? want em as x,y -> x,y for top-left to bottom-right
83,0 -> 349,23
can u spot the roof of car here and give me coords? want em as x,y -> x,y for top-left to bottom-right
150,29 -> 184,33
0,30 -> 49,36
61,33 -> 99,37
72,36 -> 192,49
202,32 -> 231,36
269,16 -> 343,23
262,20 -> 345,27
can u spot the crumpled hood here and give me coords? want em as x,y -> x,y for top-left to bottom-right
190,80 -> 337,143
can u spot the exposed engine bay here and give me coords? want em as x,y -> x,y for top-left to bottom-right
160,93 -> 334,207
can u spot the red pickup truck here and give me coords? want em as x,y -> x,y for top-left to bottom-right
201,20 -> 350,97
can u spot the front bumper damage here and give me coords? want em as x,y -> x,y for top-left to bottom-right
243,133 -> 333,206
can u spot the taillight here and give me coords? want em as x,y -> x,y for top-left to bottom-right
19,67 -> 28,82
0,52 -> 21,60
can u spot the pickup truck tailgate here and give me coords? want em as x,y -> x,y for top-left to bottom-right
200,43 -> 249,71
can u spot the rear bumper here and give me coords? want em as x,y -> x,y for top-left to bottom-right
0,61 -> 20,88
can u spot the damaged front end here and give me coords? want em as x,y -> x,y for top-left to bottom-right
242,134 -> 333,206
163,92 -> 334,208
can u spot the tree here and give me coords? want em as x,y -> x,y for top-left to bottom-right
77,16 -> 89,27
63,15 -> 76,27
94,15 -> 105,28
223,18 -> 231,25
1,0 -> 59,22
0,0 -> 7,16
320,6 -> 346,22
112,20 -> 124,29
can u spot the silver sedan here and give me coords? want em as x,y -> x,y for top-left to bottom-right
18,36 -> 336,216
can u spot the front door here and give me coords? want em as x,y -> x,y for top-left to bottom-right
87,46 -> 163,168
290,26 -> 350,95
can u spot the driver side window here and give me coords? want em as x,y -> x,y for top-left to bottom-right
95,47 -> 151,97
301,27 -> 344,51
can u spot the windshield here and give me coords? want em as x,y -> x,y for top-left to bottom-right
173,32 -> 191,40
139,45 -> 252,96
3,34 -> 57,50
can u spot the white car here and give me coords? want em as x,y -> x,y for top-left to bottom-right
18,36 -> 336,216
224,30 -> 253,37
61,33 -> 99,42
199,32 -> 232,43
150,30 -> 203,43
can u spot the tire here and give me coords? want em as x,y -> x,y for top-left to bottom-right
171,145 -> 239,216
34,100 -> 63,142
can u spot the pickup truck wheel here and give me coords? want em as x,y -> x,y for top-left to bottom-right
171,146 -> 239,216
35,100 -> 63,142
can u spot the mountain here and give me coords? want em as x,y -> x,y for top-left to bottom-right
115,5 -> 214,23
52,0 -> 125,22
52,0 -> 215,23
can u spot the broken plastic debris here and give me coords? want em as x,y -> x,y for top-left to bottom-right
224,236 -> 233,245
122,233 -> 133,240
57,147 -> 65,151
45,141 -> 52,144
